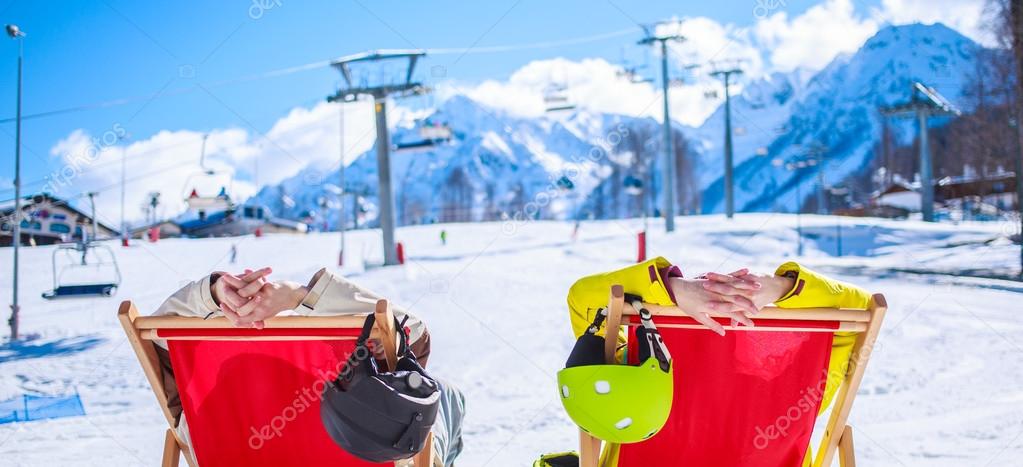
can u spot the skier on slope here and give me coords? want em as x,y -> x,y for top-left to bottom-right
150,267 -> 465,466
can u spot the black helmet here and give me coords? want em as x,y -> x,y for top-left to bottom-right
320,312 -> 440,462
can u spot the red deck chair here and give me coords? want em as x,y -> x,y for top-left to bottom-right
578,286 -> 887,467
118,299 -> 434,467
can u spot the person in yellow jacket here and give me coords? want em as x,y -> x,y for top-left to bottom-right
565,257 -> 872,466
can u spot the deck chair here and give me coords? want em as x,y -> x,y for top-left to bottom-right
578,286 -> 886,467
118,299 -> 434,467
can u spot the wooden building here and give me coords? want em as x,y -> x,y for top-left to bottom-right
0,193 -> 119,246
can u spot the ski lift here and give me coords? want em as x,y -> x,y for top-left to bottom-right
42,240 -> 122,299
623,175 -> 644,195
617,66 -> 653,84
182,134 -> 234,212
393,119 -> 453,153
544,84 -> 576,112
555,175 -> 575,191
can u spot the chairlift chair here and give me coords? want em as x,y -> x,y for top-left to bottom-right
556,175 -> 576,191
623,175 -> 644,196
182,135 -> 235,212
42,240 -> 122,299
393,120 -> 453,153
544,84 -> 576,113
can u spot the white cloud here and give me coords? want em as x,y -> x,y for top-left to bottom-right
447,0 -> 991,126
875,0 -> 995,47
42,99 -> 390,225
754,0 -> 879,72
442,57 -> 724,127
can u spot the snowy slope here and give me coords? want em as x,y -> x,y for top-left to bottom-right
698,23 -> 984,214
1,214 -> 1021,466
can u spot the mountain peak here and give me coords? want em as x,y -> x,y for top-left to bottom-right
865,22 -> 976,52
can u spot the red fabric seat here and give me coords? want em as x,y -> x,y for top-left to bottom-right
166,329 -> 389,466
617,316 -> 835,467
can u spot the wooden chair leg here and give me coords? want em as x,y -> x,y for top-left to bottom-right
411,431 -> 435,466
162,428 -> 181,467
838,425 -> 855,467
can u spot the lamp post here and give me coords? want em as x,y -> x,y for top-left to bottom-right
6,24 -> 24,340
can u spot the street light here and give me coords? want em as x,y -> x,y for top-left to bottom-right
6,23 -> 25,340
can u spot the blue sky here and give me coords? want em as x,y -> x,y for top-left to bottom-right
0,0 -> 991,221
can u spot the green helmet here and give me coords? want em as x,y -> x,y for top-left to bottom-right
557,301 -> 673,444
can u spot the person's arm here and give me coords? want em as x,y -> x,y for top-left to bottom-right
704,262 -> 871,310
153,274 -> 223,318
702,270 -> 794,309
772,262 -> 872,309
231,268 -> 431,366
567,258 -> 760,361
296,269 -> 431,365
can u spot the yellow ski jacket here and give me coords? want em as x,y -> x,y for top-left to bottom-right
566,257 -> 871,421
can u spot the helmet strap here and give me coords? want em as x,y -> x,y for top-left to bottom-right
631,302 -> 672,372
585,307 -> 608,335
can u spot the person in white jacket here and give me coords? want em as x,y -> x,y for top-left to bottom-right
152,267 -> 464,467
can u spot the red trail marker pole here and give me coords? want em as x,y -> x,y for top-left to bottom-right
637,231 -> 647,263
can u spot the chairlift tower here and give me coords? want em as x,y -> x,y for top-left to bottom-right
638,22 -> 685,233
880,82 -> 960,222
709,61 -> 745,219
328,50 -> 426,266
803,141 -> 829,214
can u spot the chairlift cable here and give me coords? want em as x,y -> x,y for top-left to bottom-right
1,106 -> 348,198
0,28 -> 636,123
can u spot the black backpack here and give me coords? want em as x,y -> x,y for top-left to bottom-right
320,312 -> 440,462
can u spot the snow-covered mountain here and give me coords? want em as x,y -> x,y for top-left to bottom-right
697,22 -> 984,213
251,95 -> 684,228
252,22 -> 987,226
691,68 -> 816,189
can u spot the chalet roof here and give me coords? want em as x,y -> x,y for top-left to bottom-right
0,192 -> 120,234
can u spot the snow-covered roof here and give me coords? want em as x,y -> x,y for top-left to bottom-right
0,192 -> 120,235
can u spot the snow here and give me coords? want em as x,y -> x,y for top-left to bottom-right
697,23 -> 986,215
1,214 -> 1021,466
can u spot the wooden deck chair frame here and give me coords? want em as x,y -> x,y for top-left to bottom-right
578,285 -> 887,467
117,299 -> 434,467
